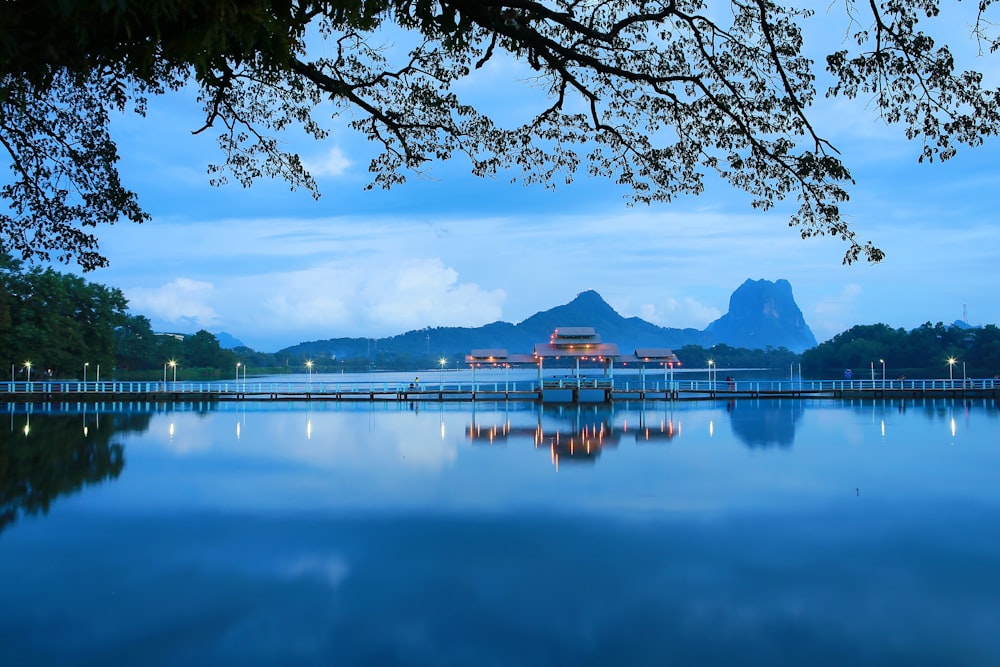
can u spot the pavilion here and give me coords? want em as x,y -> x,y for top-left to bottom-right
466,327 -> 681,388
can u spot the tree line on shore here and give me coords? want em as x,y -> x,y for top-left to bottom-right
1,256 -> 237,380
801,323 -> 1000,380
4,258 -> 999,380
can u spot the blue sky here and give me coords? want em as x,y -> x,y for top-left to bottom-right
81,10 -> 1000,352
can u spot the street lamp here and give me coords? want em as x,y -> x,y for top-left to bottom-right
169,359 -> 177,382
439,357 -> 447,387
707,359 -> 715,387
24,361 -> 31,385
83,362 -> 89,390
236,362 -> 242,389
948,357 -> 957,386
880,359 -> 885,385
306,360 -> 313,387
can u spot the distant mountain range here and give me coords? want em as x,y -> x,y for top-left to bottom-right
264,279 -> 818,359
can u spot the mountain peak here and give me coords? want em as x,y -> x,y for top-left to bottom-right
706,278 -> 816,352
568,289 -> 614,311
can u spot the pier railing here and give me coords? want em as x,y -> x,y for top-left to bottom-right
2,377 -> 998,400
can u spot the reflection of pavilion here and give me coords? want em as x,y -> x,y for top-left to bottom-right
466,327 -> 681,400
466,403 -> 679,468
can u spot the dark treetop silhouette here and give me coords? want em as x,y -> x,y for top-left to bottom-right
2,1 -> 999,269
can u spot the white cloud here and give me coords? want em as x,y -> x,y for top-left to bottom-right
637,297 -> 723,330
304,146 -> 353,177
811,284 -> 864,341
123,258 -> 505,349
126,278 -> 221,331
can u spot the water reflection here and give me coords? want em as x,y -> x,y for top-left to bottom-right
1,404 -> 151,534
466,403 -> 679,467
464,399 -> 812,462
4,399 -> 1000,665
726,399 -> 804,448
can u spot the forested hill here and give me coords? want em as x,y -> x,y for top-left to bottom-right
801,323 -> 1000,378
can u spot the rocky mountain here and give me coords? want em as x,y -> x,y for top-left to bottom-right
214,331 -> 247,350
704,279 -> 817,352
280,279 -> 817,359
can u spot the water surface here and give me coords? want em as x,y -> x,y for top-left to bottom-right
1,399 -> 998,666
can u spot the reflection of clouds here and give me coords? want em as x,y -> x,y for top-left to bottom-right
397,435 -> 458,470
281,555 -> 350,589
109,401 -> 1000,518
151,412 -> 219,454
164,408 -> 462,473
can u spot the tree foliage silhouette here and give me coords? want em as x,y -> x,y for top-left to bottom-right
2,1 -> 998,268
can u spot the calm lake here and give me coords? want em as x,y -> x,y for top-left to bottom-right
2,397 -> 999,666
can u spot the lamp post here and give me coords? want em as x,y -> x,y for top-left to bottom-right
306,360 -> 313,388
880,359 -> 885,386
169,359 -> 177,383
708,359 -> 715,388
439,357 -> 447,388
24,361 -> 31,387
236,362 -> 241,391
948,357 -> 957,387
83,362 -> 89,391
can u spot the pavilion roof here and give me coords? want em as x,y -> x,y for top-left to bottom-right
619,348 -> 681,364
467,348 -> 509,362
465,330 -> 682,366
534,342 -> 620,358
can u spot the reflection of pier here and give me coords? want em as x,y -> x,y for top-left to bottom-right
466,404 -> 678,468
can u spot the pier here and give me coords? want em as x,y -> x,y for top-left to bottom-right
2,377 -> 999,404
